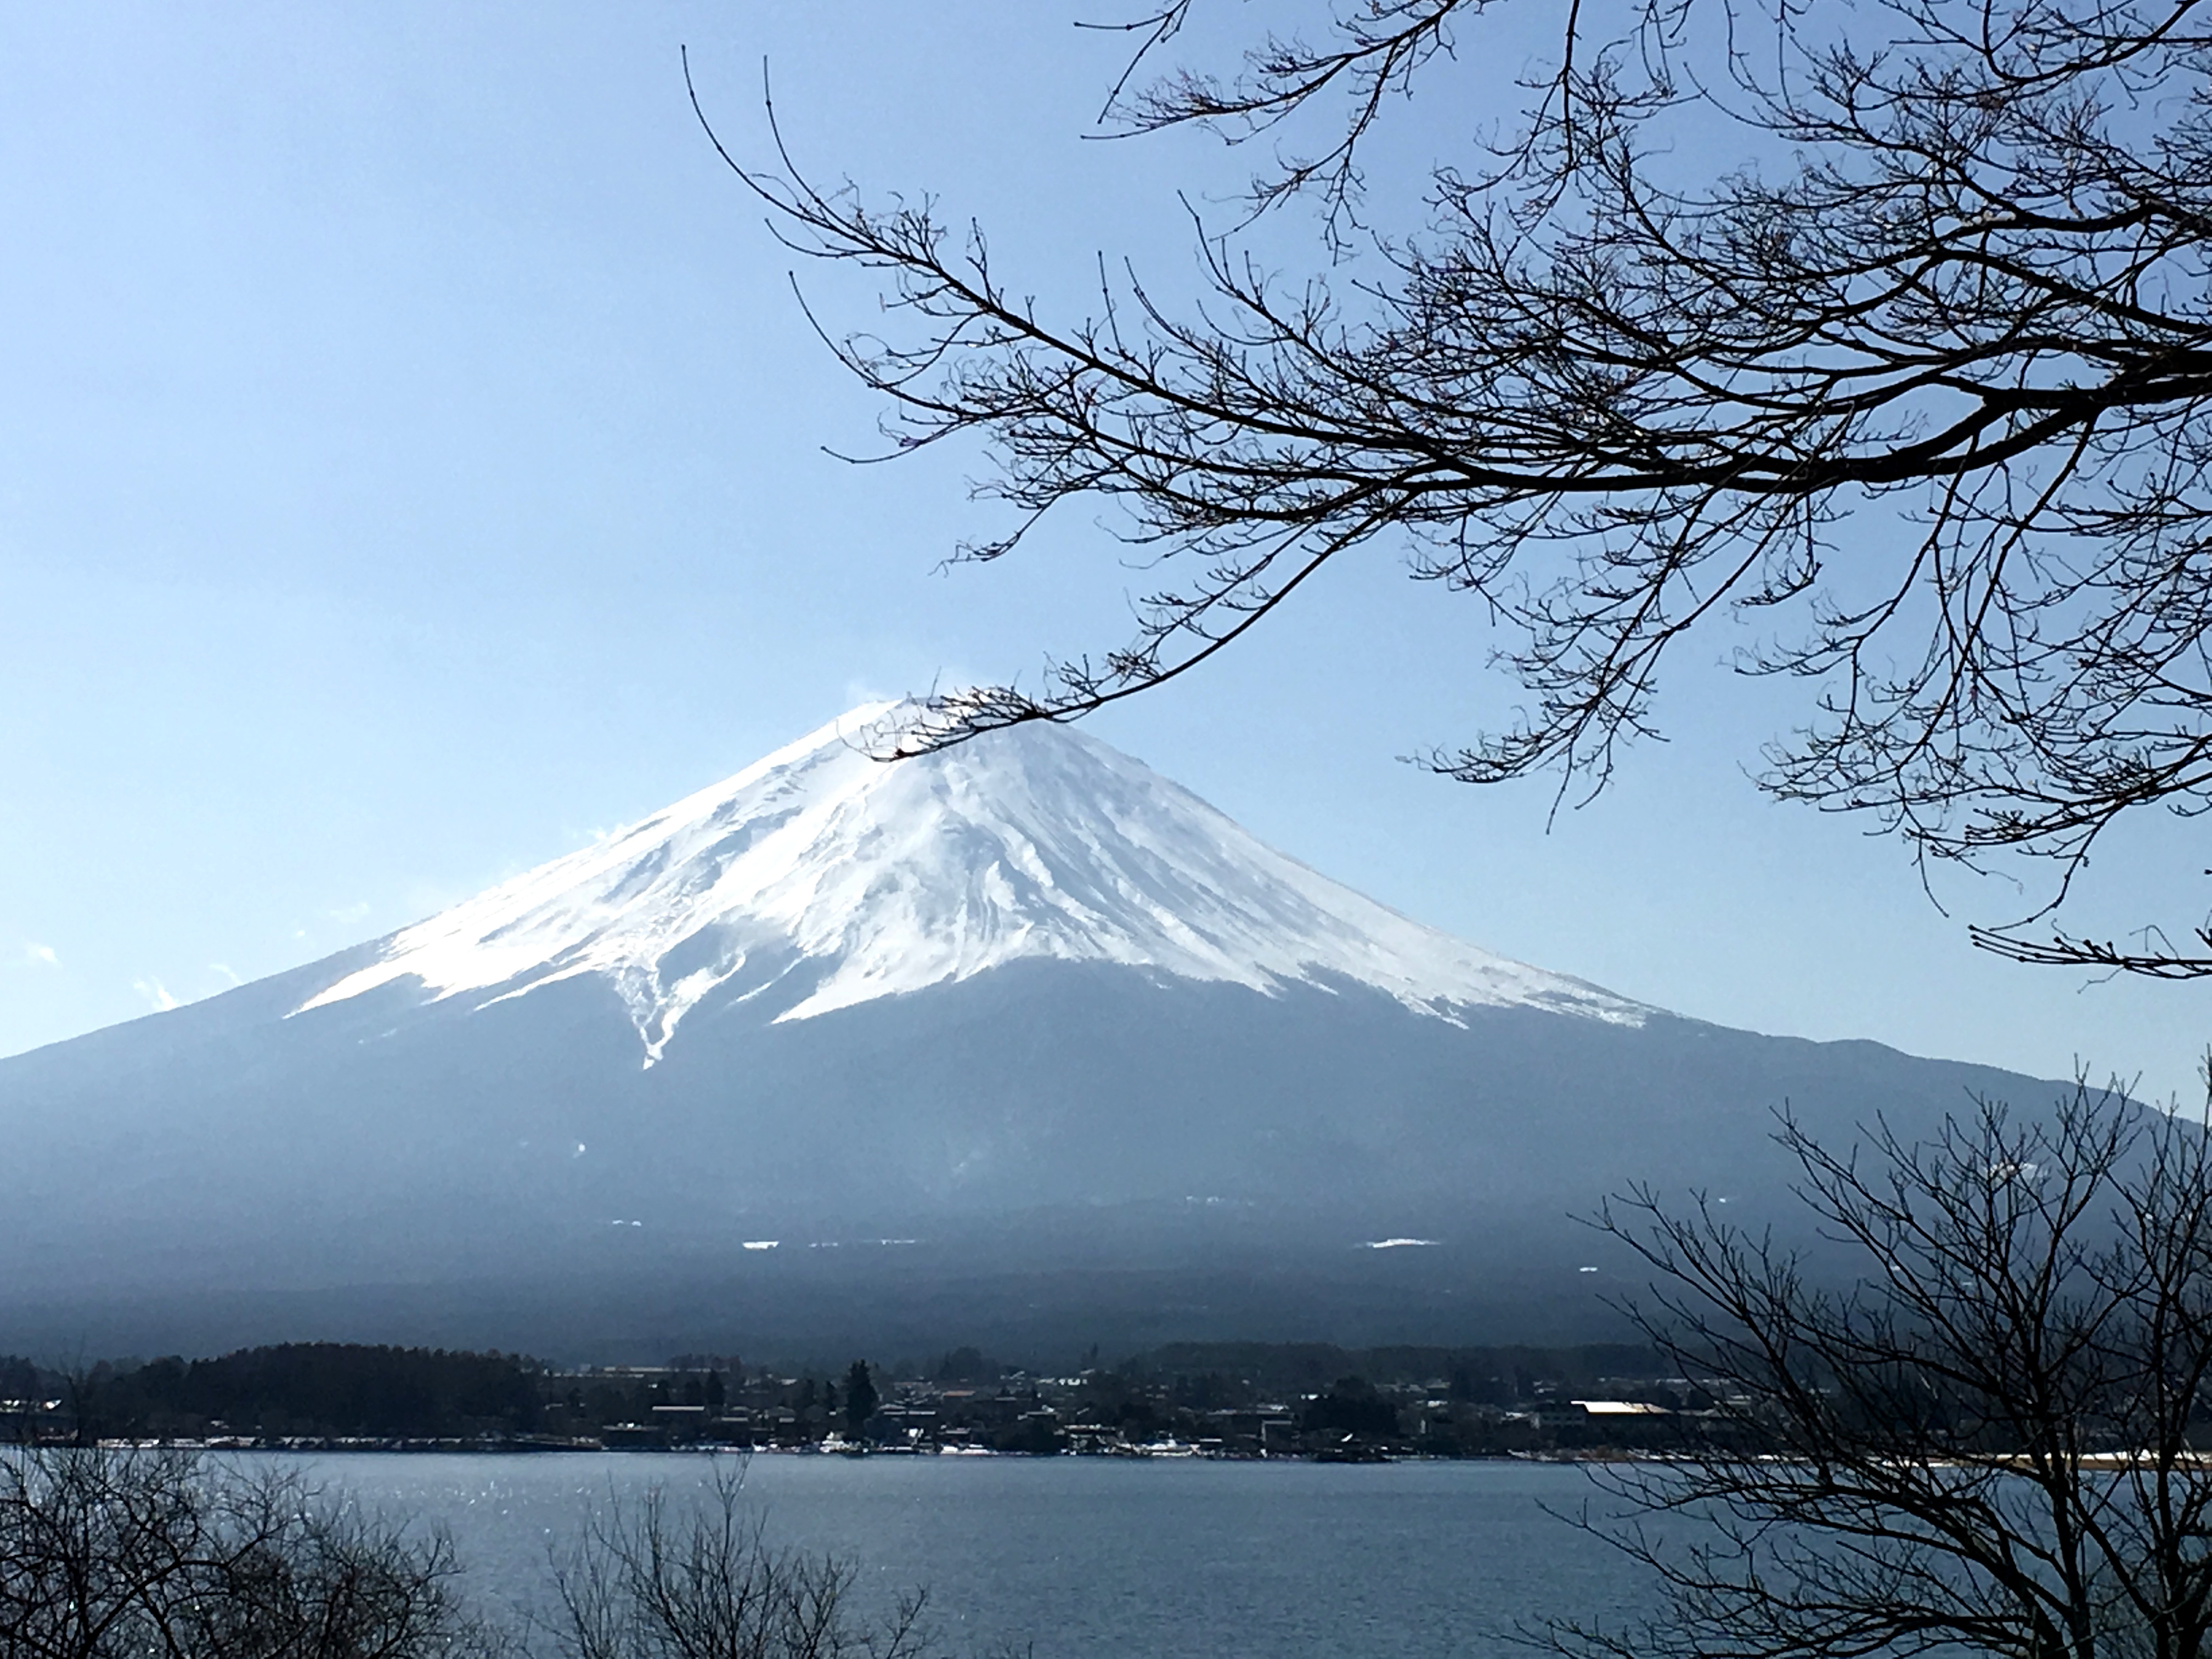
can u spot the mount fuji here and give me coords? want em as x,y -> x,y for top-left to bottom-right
0,705 -> 2069,1359
301,702 -> 1645,1057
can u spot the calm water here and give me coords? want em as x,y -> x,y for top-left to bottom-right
296,1453 -> 1658,1658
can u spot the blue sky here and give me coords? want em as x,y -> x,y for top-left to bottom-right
3,0 -> 2204,1103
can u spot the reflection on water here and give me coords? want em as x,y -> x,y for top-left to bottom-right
292,1453 -> 1657,1659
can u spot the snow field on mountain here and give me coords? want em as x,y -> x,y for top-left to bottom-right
297,702 -> 1649,1062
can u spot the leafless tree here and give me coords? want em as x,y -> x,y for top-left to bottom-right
703,0 -> 2212,974
1543,1083 -> 2212,1659
546,1465 -> 927,1659
0,1446 -> 495,1659
0,1449 -> 934,1659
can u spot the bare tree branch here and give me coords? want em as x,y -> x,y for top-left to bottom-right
696,0 -> 2212,974
1540,1086 -> 2212,1659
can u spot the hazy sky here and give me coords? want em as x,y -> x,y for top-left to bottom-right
3,1 -> 2205,1103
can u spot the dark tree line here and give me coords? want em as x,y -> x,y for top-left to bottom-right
65,1345 -> 546,1443
710,0 -> 2212,973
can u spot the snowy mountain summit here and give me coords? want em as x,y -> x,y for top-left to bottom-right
300,703 -> 1645,1063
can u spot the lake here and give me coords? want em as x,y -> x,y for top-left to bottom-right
298,1453 -> 1660,1658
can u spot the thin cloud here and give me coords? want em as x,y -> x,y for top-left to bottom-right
133,977 -> 180,1013
210,962 -> 242,986
843,677 -> 896,708
22,943 -> 57,966
328,901 -> 371,926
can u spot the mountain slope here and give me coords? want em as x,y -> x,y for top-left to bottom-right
0,706 -> 2075,1359
297,704 -> 1643,1062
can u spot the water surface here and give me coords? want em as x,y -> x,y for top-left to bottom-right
303,1453 -> 1657,1658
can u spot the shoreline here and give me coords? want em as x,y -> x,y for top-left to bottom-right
63,1436 -> 1656,1464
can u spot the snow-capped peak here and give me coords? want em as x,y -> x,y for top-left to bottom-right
297,702 -> 1647,1062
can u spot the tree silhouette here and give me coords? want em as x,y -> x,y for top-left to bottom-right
708,0 -> 2212,975
842,1363 -> 879,1437
1545,1084 -> 2212,1659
